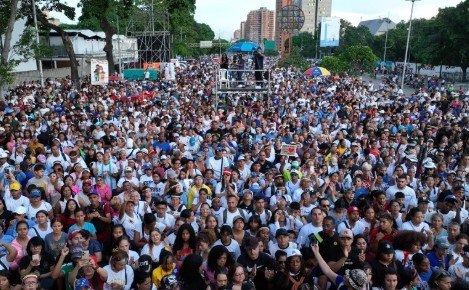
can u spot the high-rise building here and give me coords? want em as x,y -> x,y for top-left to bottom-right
240,21 -> 246,39
233,29 -> 241,41
275,0 -> 332,52
245,7 -> 275,47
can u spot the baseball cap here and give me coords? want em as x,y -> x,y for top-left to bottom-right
347,206 -> 360,215
88,189 -> 99,196
287,249 -> 302,258
125,166 -> 132,172
9,182 -> 21,191
291,161 -> 299,168
223,169 -> 231,176
291,169 -> 299,175
232,215 -> 245,224
339,229 -> 353,239
68,229 -> 85,240
143,164 -> 152,170
74,278 -> 90,290
160,155 -> 168,160
166,169 -> 177,179
70,243 -> 84,259
243,236 -> 259,250
418,196 -> 430,204
30,188 -> 41,197
83,179 -> 92,185
435,237 -> 450,249
14,206 -> 27,215
275,228 -> 289,238
250,183 -> 261,193
444,195 -> 457,203
378,240 -> 394,254
238,155 -> 246,161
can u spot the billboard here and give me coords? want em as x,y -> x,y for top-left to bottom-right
91,59 -> 109,85
320,17 -> 341,47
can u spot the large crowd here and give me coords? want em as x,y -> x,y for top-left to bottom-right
0,54 -> 469,290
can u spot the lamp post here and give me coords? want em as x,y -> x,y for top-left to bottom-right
383,15 -> 390,63
401,0 -> 420,92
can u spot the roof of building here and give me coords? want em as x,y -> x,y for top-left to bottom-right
358,18 -> 396,36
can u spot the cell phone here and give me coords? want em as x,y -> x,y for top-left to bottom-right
308,234 -> 318,246
32,254 -> 40,261
3,168 -> 9,174
276,190 -> 282,197
82,250 -> 90,260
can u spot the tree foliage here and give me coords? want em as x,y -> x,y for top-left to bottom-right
319,56 -> 350,75
280,47 -> 310,71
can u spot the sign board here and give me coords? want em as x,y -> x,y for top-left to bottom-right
320,17 -> 341,47
280,144 -> 297,156
91,59 -> 109,85
200,41 -> 213,48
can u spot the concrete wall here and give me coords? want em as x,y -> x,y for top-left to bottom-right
8,59 -> 91,88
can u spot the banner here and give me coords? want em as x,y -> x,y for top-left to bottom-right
320,17 -> 341,47
280,144 -> 297,156
91,59 -> 109,85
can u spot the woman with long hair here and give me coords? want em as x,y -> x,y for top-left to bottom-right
152,251 -> 177,288
19,237 -> 55,289
102,250 -> 134,290
178,254 -> 206,290
44,218 -> 68,259
0,270 -> 13,290
11,221 -> 31,271
54,185 -> 78,215
204,245 -> 235,284
141,228 -> 168,266
428,269 -> 452,290
393,230 -> 428,268
60,199 -> 80,232
172,224 -> 196,266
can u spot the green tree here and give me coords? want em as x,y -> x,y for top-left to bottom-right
340,46 -> 378,74
291,32 -> 316,58
319,56 -> 350,74
264,49 -> 279,57
79,0 -> 134,75
280,47 -> 310,71
0,0 -> 19,97
339,19 -> 375,52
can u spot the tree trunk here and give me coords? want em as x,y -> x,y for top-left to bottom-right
37,15 -> 79,85
1,0 -> 19,66
100,18 -> 116,75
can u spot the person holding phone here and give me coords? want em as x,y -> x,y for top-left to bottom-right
19,236 -> 56,289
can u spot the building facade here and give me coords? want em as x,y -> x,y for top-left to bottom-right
275,0 -> 332,52
245,7 -> 275,47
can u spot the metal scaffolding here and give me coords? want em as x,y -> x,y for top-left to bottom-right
126,3 -> 171,67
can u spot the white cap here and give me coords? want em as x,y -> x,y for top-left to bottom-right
14,206 -> 27,215
288,249 -> 302,258
160,155 -> 168,160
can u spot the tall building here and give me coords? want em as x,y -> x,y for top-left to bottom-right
233,29 -> 241,41
245,7 -> 275,46
275,0 -> 332,52
240,21 -> 246,40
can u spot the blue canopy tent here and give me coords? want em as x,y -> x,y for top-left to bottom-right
226,41 -> 260,53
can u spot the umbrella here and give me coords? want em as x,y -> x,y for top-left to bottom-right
226,41 -> 260,53
304,67 -> 331,76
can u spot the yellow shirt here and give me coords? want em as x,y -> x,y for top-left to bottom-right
187,184 -> 212,206
152,263 -> 176,288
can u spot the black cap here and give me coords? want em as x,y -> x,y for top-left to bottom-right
418,196 -> 430,204
378,240 -> 394,254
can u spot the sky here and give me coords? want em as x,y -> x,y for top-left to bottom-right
52,0 -> 463,40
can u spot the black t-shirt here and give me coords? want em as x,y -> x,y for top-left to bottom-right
370,259 -> 404,288
237,252 -> 275,290
323,245 -> 361,276
19,252 -> 56,274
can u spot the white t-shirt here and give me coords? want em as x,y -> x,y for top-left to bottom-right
28,223 -> 53,239
297,224 -> 323,246
103,264 -> 134,290
400,221 -> 431,233
120,213 -> 142,240
5,195 -> 30,212
140,243 -> 166,262
213,239 -> 241,260
26,202 -> 52,221
337,219 -> 367,237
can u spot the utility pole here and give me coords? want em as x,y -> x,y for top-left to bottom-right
314,0 -> 319,60
32,0 -> 44,87
401,0 -> 421,91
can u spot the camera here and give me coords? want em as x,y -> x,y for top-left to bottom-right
308,234 -> 318,246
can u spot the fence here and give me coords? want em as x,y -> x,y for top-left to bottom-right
9,60 -> 91,88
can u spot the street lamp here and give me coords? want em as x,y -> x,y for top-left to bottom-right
383,15 -> 391,63
401,0 -> 420,92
